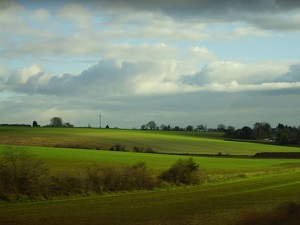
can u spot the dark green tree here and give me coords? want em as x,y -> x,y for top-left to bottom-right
146,121 -> 157,130
217,124 -> 226,132
253,122 -> 271,139
50,117 -> 63,127
225,126 -> 235,137
196,124 -> 206,132
63,122 -> 74,128
186,125 -> 194,131
241,126 -> 253,139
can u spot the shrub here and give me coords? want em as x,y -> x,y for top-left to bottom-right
85,162 -> 157,192
132,146 -> 156,153
133,146 -> 142,152
110,144 -> 126,151
0,146 -> 49,200
49,172 -> 85,196
120,162 -> 157,190
0,147 -> 205,202
85,164 -> 107,193
159,158 -> 206,185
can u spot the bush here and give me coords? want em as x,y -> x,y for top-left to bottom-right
159,158 -> 206,185
110,144 -> 126,151
85,162 -> 157,192
0,147 -> 206,202
0,146 -> 49,200
49,172 -> 85,196
132,146 -> 156,153
86,164 -> 121,192
120,162 -> 157,190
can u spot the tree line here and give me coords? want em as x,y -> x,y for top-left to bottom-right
141,121 -> 300,146
224,122 -> 300,146
0,117 -> 74,128
140,120 -> 212,131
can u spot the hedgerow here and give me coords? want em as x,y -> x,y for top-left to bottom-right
0,146 -> 206,202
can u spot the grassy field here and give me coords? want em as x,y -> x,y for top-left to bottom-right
0,127 -> 300,224
0,172 -> 299,225
1,145 -> 299,178
1,126 -> 300,155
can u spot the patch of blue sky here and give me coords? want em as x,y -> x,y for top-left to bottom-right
199,34 -> 300,63
0,91 -> 24,100
4,55 -> 97,75
6,59 -> 34,72
112,38 -> 165,45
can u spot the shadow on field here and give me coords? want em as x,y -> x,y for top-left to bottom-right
236,202 -> 300,225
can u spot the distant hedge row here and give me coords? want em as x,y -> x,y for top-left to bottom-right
253,152 -> 300,159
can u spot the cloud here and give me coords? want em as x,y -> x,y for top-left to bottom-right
3,0 -> 297,67
94,0 -> 300,31
0,0 -> 24,15
0,0 -> 26,32
2,0 -> 300,129
4,59 -> 300,99
32,8 -> 50,21
182,61 -> 289,85
201,80 -> 300,93
2,80 -> 300,128
5,60 -> 178,96
7,65 -> 42,85
274,63 -> 300,82
57,3 -> 93,29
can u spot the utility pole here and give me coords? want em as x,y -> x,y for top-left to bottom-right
99,114 -> 102,128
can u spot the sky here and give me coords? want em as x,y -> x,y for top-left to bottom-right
1,0 -> 300,129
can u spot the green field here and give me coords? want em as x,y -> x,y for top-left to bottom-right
0,127 -> 300,224
1,173 -> 300,225
1,145 -> 299,178
1,127 -> 300,155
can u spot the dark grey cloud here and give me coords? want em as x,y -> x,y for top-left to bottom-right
20,0 -> 300,11
97,0 -> 291,13
20,0 -> 300,19
96,0 -> 299,17
13,0 -> 300,33
93,0 -> 300,31
274,63 -> 300,82
2,83 -> 295,128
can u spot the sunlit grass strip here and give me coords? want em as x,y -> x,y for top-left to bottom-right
1,145 -> 299,176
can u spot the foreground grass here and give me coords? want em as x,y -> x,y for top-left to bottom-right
1,127 -> 300,155
1,172 -> 299,225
